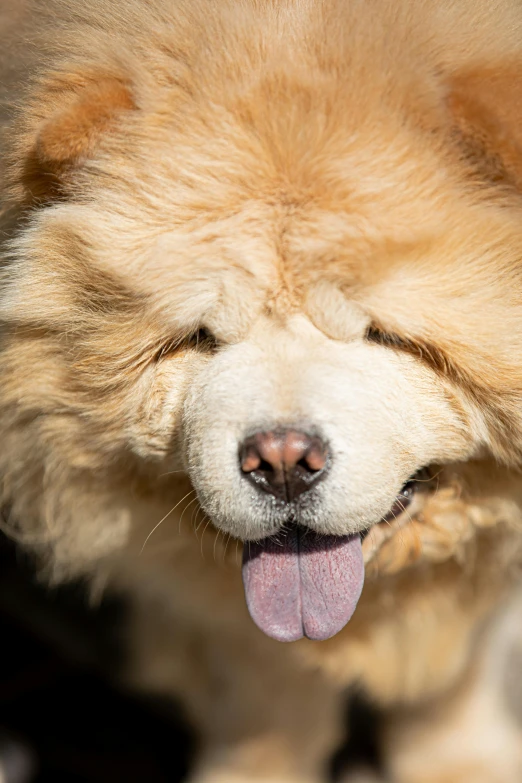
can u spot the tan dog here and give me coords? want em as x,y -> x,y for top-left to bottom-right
3,0 -> 522,780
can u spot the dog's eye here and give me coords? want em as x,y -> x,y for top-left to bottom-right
365,325 -> 410,350
155,328 -> 218,361
366,324 -> 452,380
188,327 -> 218,349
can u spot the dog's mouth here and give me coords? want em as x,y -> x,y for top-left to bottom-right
360,466 -> 433,542
242,468 -> 434,643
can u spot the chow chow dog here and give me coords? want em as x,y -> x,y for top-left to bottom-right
3,0 -> 522,780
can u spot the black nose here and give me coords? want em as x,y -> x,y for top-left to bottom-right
239,429 -> 329,502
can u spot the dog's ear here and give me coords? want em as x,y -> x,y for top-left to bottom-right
16,72 -> 136,205
36,75 -> 135,167
448,66 -> 522,192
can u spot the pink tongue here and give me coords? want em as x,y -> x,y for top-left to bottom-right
242,528 -> 364,642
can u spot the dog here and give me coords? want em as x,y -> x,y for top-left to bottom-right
3,0 -> 522,780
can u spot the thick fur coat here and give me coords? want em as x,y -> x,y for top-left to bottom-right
3,1 -> 522,780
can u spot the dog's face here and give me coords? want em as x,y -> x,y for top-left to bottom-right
3,0 -> 522,635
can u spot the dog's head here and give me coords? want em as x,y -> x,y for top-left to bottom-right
3,0 -> 522,639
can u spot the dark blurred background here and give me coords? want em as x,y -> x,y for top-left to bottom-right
0,533 -> 194,783
0,534 -> 379,783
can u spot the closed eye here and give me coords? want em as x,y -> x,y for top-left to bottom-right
365,324 -> 411,351
190,327 -> 218,350
155,327 -> 218,361
364,322 -> 505,443
365,323 -> 456,380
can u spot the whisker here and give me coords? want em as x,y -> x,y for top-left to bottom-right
415,467 -> 443,484
213,529 -> 221,562
178,496 -> 199,533
195,510 -> 208,533
189,502 -> 200,531
199,518 -> 212,559
395,504 -> 417,552
222,532 -> 231,565
366,526 -> 380,578
192,506 -> 204,536
159,469 -> 187,478
140,489 -> 196,554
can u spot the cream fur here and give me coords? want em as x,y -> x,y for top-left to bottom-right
3,0 -> 522,780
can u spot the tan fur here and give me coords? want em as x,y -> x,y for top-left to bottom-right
3,0 -> 522,780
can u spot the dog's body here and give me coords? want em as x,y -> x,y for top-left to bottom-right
3,1 -> 522,780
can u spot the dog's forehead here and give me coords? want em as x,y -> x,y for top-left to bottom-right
82,188 -> 471,345
67,78 -> 518,346
99,130 -> 445,263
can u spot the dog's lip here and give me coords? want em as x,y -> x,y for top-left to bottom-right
360,468 -> 433,541
359,489 -> 413,542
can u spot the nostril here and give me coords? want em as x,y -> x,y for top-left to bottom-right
301,442 -> 328,473
239,429 -> 330,501
240,446 -> 262,474
297,456 -> 321,476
